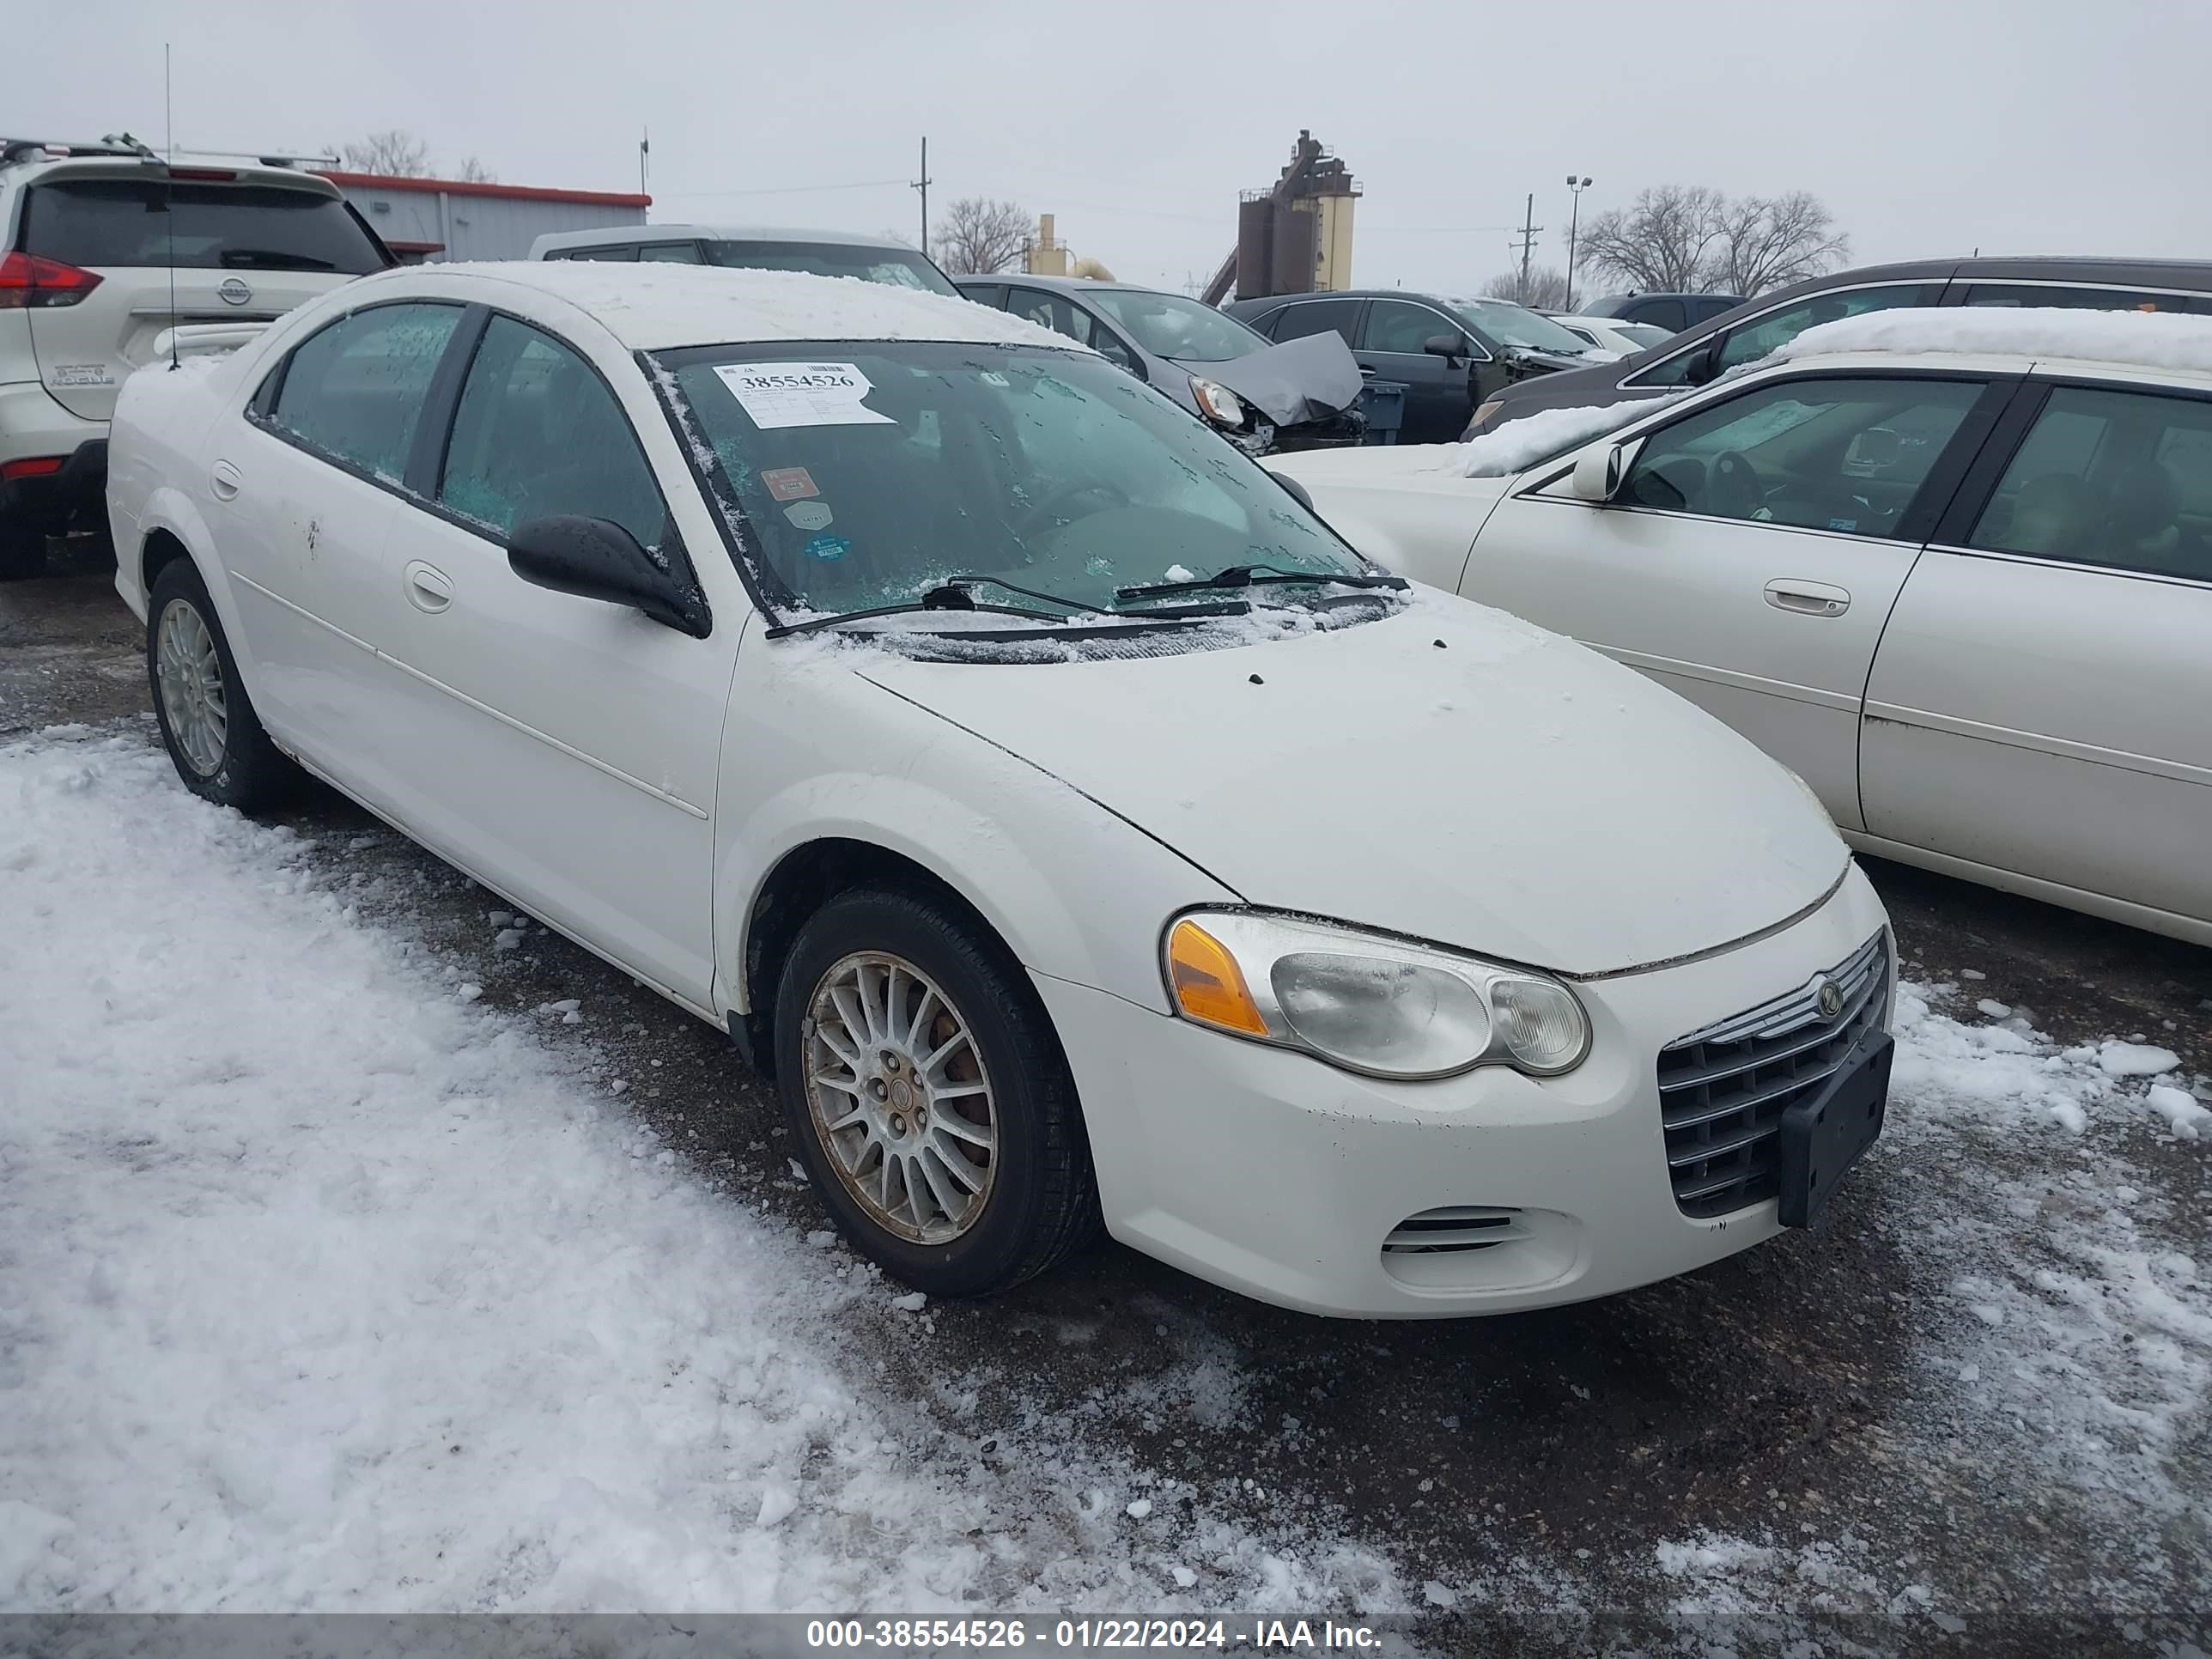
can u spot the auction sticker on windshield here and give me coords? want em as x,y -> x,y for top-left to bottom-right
714,362 -> 896,428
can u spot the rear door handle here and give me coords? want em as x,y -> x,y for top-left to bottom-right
210,460 -> 242,501
1765,579 -> 1850,617
404,560 -> 453,613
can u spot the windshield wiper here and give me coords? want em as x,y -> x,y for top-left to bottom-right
1115,563 -> 1408,604
217,249 -> 338,271
764,577 -> 1249,640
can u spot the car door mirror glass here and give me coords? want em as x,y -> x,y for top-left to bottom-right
507,514 -> 709,638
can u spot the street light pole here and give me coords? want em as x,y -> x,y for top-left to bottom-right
1564,175 -> 1593,311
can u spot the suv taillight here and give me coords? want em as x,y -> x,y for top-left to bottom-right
0,251 -> 103,308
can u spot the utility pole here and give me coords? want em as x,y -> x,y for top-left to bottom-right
914,137 -> 932,253
639,128 -> 649,198
1564,175 -> 1592,310
1512,193 -> 1543,301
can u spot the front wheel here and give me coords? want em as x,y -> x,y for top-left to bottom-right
147,559 -> 300,812
775,887 -> 1100,1297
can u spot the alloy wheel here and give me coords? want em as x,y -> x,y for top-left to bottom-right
156,599 -> 228,777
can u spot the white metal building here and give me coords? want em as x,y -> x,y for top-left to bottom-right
318,171 -> 650,263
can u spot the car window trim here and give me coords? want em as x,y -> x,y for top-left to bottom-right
1620,280 -> 1936,390
1932,373 -> 2212,581
1359,298 -> 1491,362
1552,365 -> 2014,543
1943,275 -> 2212,308
246,296 -> 475,501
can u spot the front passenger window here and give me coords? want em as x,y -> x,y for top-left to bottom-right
1638,287 -> 1937,387
437,316 -> 670,551
265,302 -> 464,481
1620,376 -> 1984,535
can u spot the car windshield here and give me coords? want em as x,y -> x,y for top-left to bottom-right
656,341 -> 1374,632
1083,289 -> 1268,363
1443,298 -> 1597,356
21,178 -> 387,274
702,240 -> 960,297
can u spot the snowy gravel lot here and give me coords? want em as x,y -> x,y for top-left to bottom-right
3,560 -> 2209,1650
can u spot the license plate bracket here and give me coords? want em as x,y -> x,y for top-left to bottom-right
1777,1030 -> 1893,1228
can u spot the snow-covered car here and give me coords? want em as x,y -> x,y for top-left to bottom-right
532,222 -> 962,296
106,261 -> 1893,1318
0,134 -> 392,577
1270,307 -> 2212,949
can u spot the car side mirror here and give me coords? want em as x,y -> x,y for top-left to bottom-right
1680,342 -> 1722,386
507,514 -> 710,638
1569,438 -> 1641,503
1422,333 -> 1466,361
1273,471 -> 1316,514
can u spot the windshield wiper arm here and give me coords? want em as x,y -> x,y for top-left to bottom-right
763,580 -> 1250,640
1115,563 -> 1408,603
924,574 -> 1120,617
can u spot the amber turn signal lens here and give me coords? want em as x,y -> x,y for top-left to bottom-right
1167,917 -> 1269,1036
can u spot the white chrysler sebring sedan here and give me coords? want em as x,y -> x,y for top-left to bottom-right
106,262 -> 1893,1317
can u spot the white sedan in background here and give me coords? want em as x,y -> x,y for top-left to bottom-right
1547,314 -> 1679,356
106,261 -> 1893,1318
1271,308 -> 2212,947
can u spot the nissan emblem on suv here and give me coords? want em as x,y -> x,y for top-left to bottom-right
217,276 -> 253,307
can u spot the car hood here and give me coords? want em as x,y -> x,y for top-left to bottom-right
1169,331 -> 1364,426
854,598 -> 1848,977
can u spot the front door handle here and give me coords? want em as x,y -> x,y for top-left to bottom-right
404,560 -> 453,613
1764,579 -> 1850,617
210,459 -> 242,501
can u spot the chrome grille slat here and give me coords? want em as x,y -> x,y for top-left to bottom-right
1656,932 -> 1889,1219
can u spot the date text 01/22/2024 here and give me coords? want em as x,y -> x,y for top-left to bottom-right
804,1619 -> 1385,1651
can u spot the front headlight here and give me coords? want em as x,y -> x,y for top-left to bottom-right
1163,910 -> 1591,1079
1189,376 -> 1248,428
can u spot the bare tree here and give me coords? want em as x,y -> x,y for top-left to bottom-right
333,129 -> 430,177
930,198 -> 1031,276
1579,185 -> 1848,296
1712,191 -> 1849,295
1482,266 -> 1569,309
328,131 -> 495,184
1577,185 -> 1730,293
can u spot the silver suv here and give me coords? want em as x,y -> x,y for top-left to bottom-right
1,135 -> 390,576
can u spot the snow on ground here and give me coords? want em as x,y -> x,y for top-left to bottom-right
0,733 -> 1399,1614
3,726 -> 2209,1624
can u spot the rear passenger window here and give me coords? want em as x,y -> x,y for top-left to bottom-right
638,241 -> 705,263
1270,300 -> 1361,345
561,245 -> 637,261
264,302 -> 463,481
1967,386 -> 2212,581
1960,283 -> 2212,315
437,315 -> 669,552
1626,298 -> 1686,332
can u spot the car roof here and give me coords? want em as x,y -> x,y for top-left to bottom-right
0,149 -> 343,198
1762,305 -> 2212,386
342,260 -> 1085,352
532,223 -> 916,253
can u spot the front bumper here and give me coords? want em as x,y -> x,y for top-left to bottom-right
1035,864 -> 1892,1318
0,382 -> 106,524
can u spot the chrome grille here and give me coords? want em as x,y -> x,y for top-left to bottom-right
1656,932 -> 1889,1218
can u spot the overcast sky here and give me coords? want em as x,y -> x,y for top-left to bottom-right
15,0 -> 2210,295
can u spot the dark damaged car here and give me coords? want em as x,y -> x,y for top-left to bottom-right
1224,289 -> 1603,444
957,276 -> 1364,453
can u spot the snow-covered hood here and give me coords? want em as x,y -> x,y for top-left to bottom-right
855,599 -> 1849,977
1169,331 -> 1364,426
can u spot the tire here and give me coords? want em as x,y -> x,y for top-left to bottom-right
146,558 -> 300,812
775,886 -> 1101,1297
0,511 -> 50,581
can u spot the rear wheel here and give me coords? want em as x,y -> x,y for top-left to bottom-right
147,559 -> 299,812
775,887 -> 1100,1297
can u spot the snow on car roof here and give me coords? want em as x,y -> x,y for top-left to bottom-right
354,261 -> 1089,354
1775,305 -> 2212,379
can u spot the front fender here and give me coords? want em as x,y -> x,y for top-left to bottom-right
713,650 -> 1242,1018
